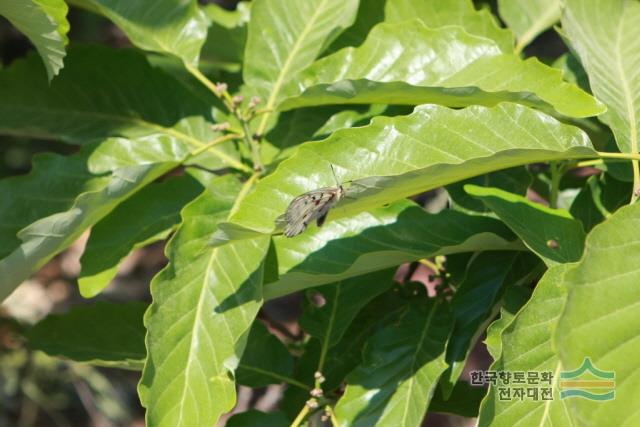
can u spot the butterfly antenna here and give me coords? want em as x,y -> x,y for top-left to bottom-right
330,163 -> 341,186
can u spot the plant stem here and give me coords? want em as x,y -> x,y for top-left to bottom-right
185,64 -> 235,106
596,151 -> 640,161
241,119 -> 263,172
229,172 -> 261,217
188,133 -> 242,158
186,64 -> 264,172
575,159 -> 604,168
327,406 -> 339,427
290,405 -> 310,427
633,161 -> 640,203
418,258 -> 439,273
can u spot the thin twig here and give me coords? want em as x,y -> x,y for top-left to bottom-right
189,133 -> 242,159
290,405 -> 310,427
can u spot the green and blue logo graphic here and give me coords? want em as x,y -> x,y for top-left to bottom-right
559,358 -> 615,401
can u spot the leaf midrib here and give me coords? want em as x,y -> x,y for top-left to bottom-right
398,301 -> 439,426
176,246 -> 220,426
265,0 -> 329,110
257,0 -> 331,134
538,362 -> 563,426
613,9 -> 639,189
1,104 -> 205,147
514,3 -> 561,53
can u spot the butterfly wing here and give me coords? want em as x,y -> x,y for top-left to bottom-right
279,187 -> 342,237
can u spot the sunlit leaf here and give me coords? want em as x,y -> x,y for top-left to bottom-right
79,174 -> 203,297
478,264 -> 572,426
466,185 -> 586,265
280,21 -> 603,118
329,0 -> 513,53
563,0 -> 640,163
266,201 -> 518,299
0,144 -> 179,302
214,104 -> 596,244
385,0 -> 513,51
498,0 -> 562,53
243,0 -> 359,124
0,0 -> 69,80
556,202 -> 640,425
68,0 -> 208,66
139,176 -> 270,427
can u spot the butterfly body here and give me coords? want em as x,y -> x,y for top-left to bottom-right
277,165 -> 347,237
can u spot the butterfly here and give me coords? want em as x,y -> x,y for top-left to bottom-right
277,165 -> 346,237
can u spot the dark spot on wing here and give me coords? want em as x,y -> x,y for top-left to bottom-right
317,212 -> 328,227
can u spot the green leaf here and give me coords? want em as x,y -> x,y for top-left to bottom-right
322,284 -> 409,384
569,176 -> 607,233
79,174 -> 203,297
563,0 -> 639,156
323,0 -> 386,53
0,46 -> 205,140
430,380 -> 486,418
243,0 -> 359,120
466,185 -> 586,265
478,264 -> 572,426
201,1 -> 250,67
226,410 -> 290,427
264,104 -> 384,163
0,144 -> 179,302
556,202 -> 640,425
334,299 -> 452,427
484,285 -> 532,360
236,321 -> 295,388
0,46 -> 243,170
26,302 -> 147,370
266,201 -> 518,299
279,21 -> 604,118
385,0 -> 513,52
139,176 -> 270,427
447,167 -> 532,213
300,269 -> 394,347
498,0 -> 562,53
0,0 -> 69,80
68,0 -> 208,66
280,286 -> 409,418
570,173 -> 632,232
214,103 -> 596,243
552,52 -> 591,93
441,252 -> 542,397
0,147 -> 100,261
328,0 -> 513,54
